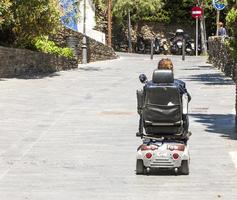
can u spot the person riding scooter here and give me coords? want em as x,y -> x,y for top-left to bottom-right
136,58 -> 191,138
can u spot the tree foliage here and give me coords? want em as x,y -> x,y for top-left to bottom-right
0,0 -> 61,47
12,0 -> 61,47
113,0 -> 168,24
0,0 -> 13,28
93,0 -> 108,32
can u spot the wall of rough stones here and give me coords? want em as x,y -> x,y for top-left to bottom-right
208,36 -> 237,123
208,37 -> 236,80
0,46 -> 77,78
113,22 -> 196,51
52,28 -> 117,63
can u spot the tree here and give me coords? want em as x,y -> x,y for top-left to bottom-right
0,0 -> 62,47
93,0 -> 108,32
113,0 -> 167,24
0,0 -> 13,28
12,0 -> 61,47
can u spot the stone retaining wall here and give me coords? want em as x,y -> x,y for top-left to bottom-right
52,28 -> 117,63
0,46 -> 77,78
208,36 -> 237,124
208,36 -> 237,80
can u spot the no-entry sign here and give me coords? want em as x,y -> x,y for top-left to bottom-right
191,7 -> 203,18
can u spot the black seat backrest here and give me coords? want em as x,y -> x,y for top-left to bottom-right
145,85 -> 181,106
152,69 -> 174,84
146,69 -> 180,106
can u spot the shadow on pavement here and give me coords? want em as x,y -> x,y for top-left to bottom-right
184,72 -> 234,85
78,66 -> 103,72
183,65 -> 213,71
190,113 -> 237,140
12,72 -> 60,80
135,169 -> 183,176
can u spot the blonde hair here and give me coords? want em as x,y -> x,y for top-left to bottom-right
157,58 -> 173,70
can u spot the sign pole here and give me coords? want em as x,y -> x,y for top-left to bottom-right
195,3 -> 199,56
216,10 -> 220,36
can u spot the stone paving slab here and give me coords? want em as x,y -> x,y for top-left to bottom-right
0,53 -> 236,200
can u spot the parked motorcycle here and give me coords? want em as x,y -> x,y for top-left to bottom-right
170,29 -> 196,56
136,36 -> 145,53
169,29 -> 184,55
153,37 -> 162,54
184,34 -> 195,56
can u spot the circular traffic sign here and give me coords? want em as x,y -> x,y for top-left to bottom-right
191,7 -> 203,18
212,0 -> 226,11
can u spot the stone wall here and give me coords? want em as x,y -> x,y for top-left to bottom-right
52,28 -> 117,63
208,36 -> 237,124
113,22 -> 196,51
0,46 -> 77,78
137,22 -> 196,39
208,37 -> 237,80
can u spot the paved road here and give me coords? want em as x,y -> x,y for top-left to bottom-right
0,53 -> 237,200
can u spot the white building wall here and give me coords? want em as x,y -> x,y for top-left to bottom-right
78,0 -> 106,44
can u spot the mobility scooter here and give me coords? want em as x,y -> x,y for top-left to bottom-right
136,69 -> 191,175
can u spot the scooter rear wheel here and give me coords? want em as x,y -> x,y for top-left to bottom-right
136,159 -> 144,175
179,160 -> 189,175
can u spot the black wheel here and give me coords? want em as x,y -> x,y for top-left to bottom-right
179,160 -> 189,175
136,159 -> 144,175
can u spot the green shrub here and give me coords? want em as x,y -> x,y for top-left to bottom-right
226,7 -> 237,61
33,36 -> 74,58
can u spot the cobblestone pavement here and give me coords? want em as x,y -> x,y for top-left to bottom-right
0,53 -> 236,200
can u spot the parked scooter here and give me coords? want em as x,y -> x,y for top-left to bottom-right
183,33 -> 195,56
169,29 -> 184,55
160,38 -> 169,55
136,36 -> 145,53
153,37 -> 162,54
153,37 -> 169,55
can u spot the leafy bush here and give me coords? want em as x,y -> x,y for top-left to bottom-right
0,0 -> 12,28
1,0 -> 61,47
33,36 -> 74,58
226,7 -> 237,61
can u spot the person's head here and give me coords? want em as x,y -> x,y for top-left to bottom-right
157,58 -> 173,71
219,22 -> 223,27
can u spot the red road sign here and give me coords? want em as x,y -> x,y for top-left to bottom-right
191,7 -> 203,18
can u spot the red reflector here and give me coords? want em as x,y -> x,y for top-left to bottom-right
145,153 -> 152,159
141,145 -> 158,151
173,153 -> 179,160
168,144 -> 185,151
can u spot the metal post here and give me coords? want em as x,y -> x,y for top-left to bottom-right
182,38 -> 185,61
128,9 -> 132,53
82,0 -> 87,64
150,39 -> 154,60
107,0 -> 112,47
216,10 -> 220,36
195,17 -> 198,56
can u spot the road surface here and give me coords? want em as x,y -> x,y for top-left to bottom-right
0,53 -> 237,200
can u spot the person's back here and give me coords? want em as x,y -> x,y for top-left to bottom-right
218,22 -> 227,36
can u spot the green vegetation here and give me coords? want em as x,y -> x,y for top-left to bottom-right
33,36 -> 74,58
0,0 -> 61,47
226,6 -> 237,60
93,0 -> 107,32
113,0 -> 168,24
0,0 -> 12,28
